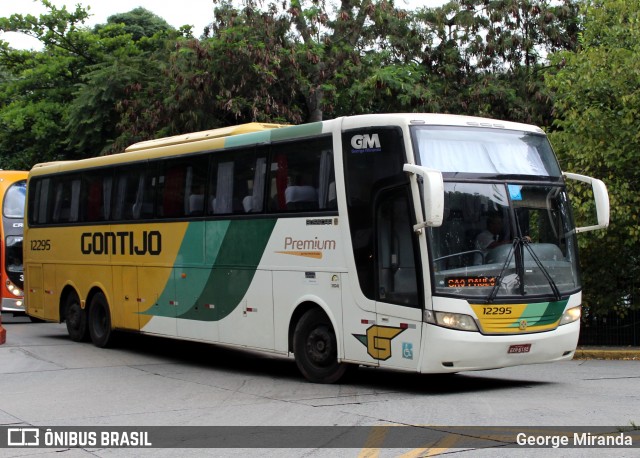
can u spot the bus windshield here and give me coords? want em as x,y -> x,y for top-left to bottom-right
413,126 -> 562,177
413,127 -> 579,300
3,180 -> 26,218
3,180 -> 26,289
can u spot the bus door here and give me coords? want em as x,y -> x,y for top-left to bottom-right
373,186 -> 423,370
341,126 -> 415,367
112,265 -> 140,330
42,264 -> 57,319
26,264 -> 44,319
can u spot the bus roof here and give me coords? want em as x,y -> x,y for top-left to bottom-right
0,170 -> 29,177
339,113 -> 545,134
124,122 -> 288,153
26,114 -> 546,177
28,123 -> 290,176
0,170 -> 28,184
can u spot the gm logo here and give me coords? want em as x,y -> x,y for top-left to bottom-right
350,134 -> 381,152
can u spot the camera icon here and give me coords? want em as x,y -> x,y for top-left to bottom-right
7,428 -> 40,446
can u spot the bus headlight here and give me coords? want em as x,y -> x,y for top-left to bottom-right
425,310 -> 479,332
5,279 -> 23,297
559,306 -> 581,326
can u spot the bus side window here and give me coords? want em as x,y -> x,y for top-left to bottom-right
158,165 -> 187,218
51,177 -> 80,224
82,171 -> 111,222
210,161 -> 234,215
208,149 -> 262,215
132,171 -> 155,220
268,137 -> 334,213
185,157 -> 208,216
29,178 -> 50,225
155,155 -> 209,219
319,150 -> 336,210
86,178 -> 103,222
244,156 -> 266,213
112,174 -> 129,220
112,164 -> 153,221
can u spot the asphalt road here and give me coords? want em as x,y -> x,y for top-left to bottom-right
1,314 -> 638,457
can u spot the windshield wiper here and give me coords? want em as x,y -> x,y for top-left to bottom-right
521,238 -> 562,301
486,237 -> 563,303
486,239 -> 517,303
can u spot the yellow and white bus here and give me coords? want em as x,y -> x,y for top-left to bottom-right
24,114 -> 609,383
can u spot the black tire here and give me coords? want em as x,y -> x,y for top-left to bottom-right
293,308 -> 349,383
88,292 -> 112,348
65,292 -> 88,342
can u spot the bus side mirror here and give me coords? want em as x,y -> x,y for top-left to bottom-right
563,172 -> 610,233
403,164 -> 444,229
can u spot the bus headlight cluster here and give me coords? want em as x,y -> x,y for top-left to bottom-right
424,310 -> 479,332
559,306 -> 581,326
5,279 -> 22,297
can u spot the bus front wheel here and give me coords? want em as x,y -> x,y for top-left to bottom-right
65,293 -> 88,342
88,292 -> 112,348
293,308 -> 348,384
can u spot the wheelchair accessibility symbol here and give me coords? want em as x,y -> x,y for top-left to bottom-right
402,342 -> 413,360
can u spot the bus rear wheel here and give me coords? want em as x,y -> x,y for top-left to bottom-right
88,292 -> 112,348
65,292 -> 88,342
293,308 -> 348,384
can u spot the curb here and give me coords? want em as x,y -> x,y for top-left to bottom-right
574,347 -> 640,361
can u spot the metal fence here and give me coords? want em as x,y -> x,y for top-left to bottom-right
578,308 -> 640,346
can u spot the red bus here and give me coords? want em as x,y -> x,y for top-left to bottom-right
1,171 -> 28,317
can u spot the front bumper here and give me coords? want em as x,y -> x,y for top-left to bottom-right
419,320 -> 580,373
1,297 -> 25,314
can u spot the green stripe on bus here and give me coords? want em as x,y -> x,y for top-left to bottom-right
270,122 -> 323,142
222,122 -> 322,148
142,219 -> 276,321
182,218 -> 277,320
224,130 -> 273,148
507,299 -> 568,328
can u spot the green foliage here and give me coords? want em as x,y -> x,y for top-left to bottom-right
407,0 -> 579,125
0,0 -> 90,168
94,7 -> 174,41
0,1 -> 180,166
546,0 -> 640,316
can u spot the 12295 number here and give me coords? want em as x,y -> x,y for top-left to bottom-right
30,239 -> 51,251
482,306 -> 512,315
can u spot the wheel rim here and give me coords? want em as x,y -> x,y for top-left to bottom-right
305,325 -> 334,368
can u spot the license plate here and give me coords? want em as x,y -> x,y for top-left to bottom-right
508,344 -> 531,354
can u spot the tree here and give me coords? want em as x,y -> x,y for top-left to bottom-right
68,10 -> 179,155
545,0 -> 640,316
0,1 -> 94,168
0,1 -> 179,165
409,0 -> 580,126
114,0 -> 417,142
204,0 -> 415,122
94,7 -> 173,41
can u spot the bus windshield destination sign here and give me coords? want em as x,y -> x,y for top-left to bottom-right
446,276 -> 498,288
